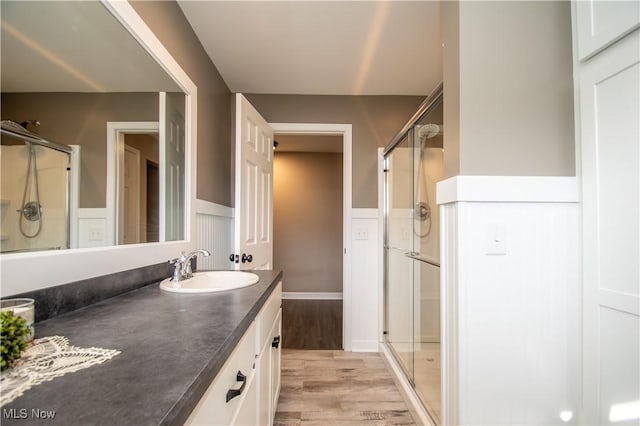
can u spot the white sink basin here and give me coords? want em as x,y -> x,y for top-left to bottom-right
159,271 -> 260,293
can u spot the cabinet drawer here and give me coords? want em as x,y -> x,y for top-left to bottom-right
256,282 -> 282,352
232,371 -> 257,426
185,322 -> 257,426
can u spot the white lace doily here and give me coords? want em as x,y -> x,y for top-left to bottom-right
0,336 -> 120,406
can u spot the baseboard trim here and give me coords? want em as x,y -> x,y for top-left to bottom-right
351,340 -> 379,352
282,292 -> 343,300
380,343 -> 435,426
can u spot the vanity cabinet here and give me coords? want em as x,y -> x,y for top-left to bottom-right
256,283 -> 282,425
185,282 -> 282,425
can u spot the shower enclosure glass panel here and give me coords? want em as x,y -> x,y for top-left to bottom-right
412,99 -> 443,423
1,140 -> 71,253
384,89 -> 443,424
385,132 -> 415,378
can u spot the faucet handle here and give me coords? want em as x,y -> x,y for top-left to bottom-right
168,258 -> 183,283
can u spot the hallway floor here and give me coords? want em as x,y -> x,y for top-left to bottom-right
274,350 -> 417,426
282,299 -> 342,350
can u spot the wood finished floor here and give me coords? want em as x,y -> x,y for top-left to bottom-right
274,350 -> 417,426
282,299 -> 342,350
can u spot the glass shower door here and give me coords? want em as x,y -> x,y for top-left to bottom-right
0,143 -> 70,253
384,132 -> 415,379
384,88 -> 443,425
412,99 -> 443,423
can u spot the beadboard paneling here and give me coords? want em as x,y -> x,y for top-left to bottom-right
195,200 -> 234,270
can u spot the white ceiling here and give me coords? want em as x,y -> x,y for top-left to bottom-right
177,1 -> 442,96
0,1 -> 180,93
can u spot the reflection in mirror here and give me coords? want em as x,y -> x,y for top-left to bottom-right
120,131 -> 160,245
0,120 -> 72,253
0,1 -> 186,253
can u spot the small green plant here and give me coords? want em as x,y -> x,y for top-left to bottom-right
0,310 -> 30,371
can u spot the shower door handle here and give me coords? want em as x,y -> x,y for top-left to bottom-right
404,252 -> 440,268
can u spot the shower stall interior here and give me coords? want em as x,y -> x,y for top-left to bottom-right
1,120 -> 73,253
383,85 -> 443,424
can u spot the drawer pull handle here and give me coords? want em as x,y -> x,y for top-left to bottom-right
225,370 -> 247,402
271,335 -> 281,349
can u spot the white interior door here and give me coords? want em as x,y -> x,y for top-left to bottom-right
122,144 -> 140,244
234,94 -> 274,270
160,92 -> 185,241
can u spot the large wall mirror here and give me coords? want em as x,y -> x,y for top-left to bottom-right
1,1 -> 186,252
0,1 -> 197,295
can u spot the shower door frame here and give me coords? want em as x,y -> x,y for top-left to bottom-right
0,124 -> 76,253
382,83 -> 443,425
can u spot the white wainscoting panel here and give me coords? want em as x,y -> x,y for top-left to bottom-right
195,199 -> 234,270
77,208 -> 109,249
350,208 -> 381,352
438,176 -> 581,425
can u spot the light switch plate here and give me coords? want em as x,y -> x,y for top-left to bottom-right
355,228 -> 369,240
486,223 -> 507,255
89,228 -> 105,241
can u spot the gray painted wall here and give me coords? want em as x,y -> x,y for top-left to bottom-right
130,3 -> 426,209
1,92 -> 158,208
245,94 -> 425,208
274,152 -> 343,293
134,1 -> 575,208
131,1 -> 234,206
442,1 -> 575,178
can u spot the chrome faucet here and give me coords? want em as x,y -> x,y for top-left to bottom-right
169,249 -> 211,283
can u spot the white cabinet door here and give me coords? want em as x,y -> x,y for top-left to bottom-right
270,309 -> 282,415
578,29 -> 640,425
257,345 -> 271,425
256,284 -> 282,425
575,0 -> 640,60
234,94 -> 274,270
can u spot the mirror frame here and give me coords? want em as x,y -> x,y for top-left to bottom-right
0,0 -> 197,296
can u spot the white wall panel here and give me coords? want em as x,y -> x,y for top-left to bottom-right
195,200 -> 234,270
599,307 -> 640,425
438,176 -> 581,425
575,0 -> 640,60
593,59 -> 639,297
350,210 -> 380,352
576,26 -> 640,425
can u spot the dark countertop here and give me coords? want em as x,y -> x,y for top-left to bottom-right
2,270 -> 283,426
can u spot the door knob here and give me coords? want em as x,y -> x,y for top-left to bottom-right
241,253 -> 253,263
229,254 -> 239,263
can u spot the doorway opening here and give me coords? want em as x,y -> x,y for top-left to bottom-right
106,121 -> 160,246
121,133 -> 160,244
274,134 -> 343,349
270,122 -> 353,351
